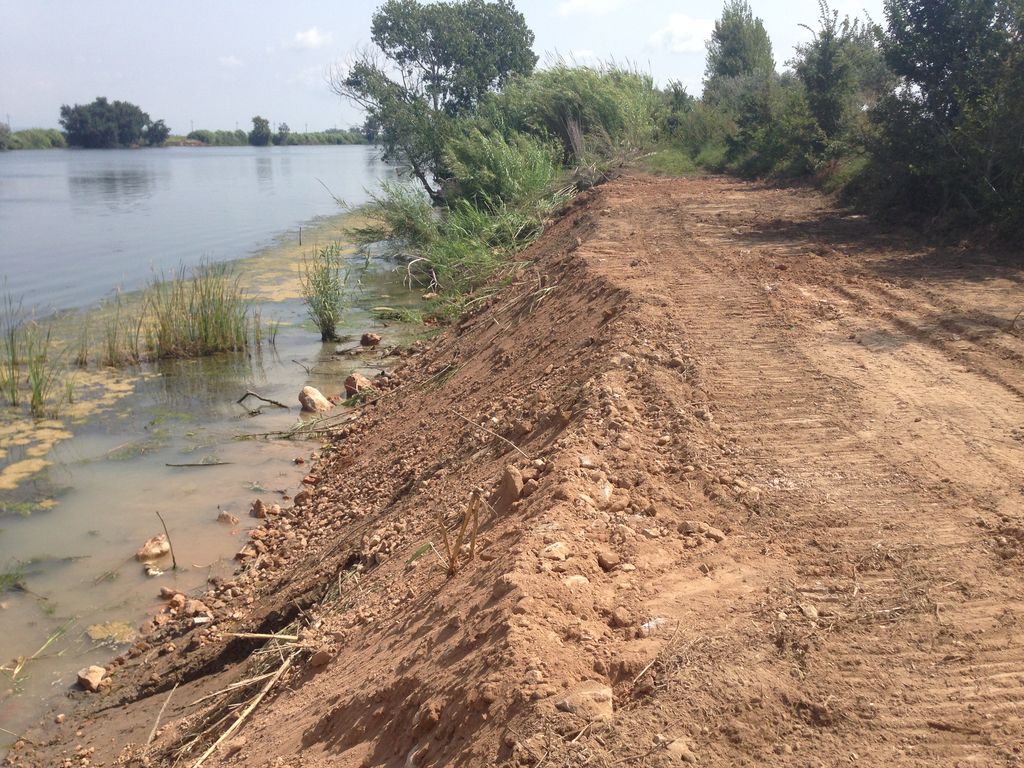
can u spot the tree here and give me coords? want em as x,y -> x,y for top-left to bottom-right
866,0 -> 1024,225
273,122 -> 291,146
0,122 -> 10,151
59,97 -> 165,148
249,116 -> 272,146
144,119 -> 170,146
331,0 -> 537,200
703,0 -> 775,105
793,2 -> 889,141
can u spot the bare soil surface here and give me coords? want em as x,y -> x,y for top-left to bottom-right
9,174 -> 1024,768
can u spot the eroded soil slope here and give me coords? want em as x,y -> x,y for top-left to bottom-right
13,175 -> 1024,767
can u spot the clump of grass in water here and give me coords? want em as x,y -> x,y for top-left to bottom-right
0,291 -> 24,407
300,243 -> 347,341
0,291 -> 66,417
24,322 -> 63,418
101,291 -> 144,367
147,263 -> 254,358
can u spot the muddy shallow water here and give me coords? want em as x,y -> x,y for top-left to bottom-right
0,214 -> 425,743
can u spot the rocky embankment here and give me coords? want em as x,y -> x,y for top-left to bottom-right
10,174 -> 1024,768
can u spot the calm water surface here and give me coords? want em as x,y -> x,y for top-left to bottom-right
0,145 -> 394,311
0,146 -> 422,745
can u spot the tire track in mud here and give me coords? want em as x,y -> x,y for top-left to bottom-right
582,175 -> 1024,764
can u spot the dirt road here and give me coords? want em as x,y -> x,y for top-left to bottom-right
13,175 -> 1023,767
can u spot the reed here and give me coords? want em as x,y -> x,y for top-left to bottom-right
300,243 -> 347,341
145,263 -> 254,358
24,323 -> 62,418
0,292 -> 22,406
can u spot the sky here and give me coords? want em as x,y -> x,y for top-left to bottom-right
0,0 -> 884,133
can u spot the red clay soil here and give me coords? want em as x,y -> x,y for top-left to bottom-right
8,174 -> 1024,768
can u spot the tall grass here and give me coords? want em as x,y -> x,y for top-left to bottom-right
146,263 -> 253,358
24,324 -> 62,418
0,291 -> 66,417
300,243 -> 347,341
0,292 -> 23,406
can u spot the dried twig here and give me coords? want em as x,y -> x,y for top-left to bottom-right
147,682 -> 178,746
191,652 -> 296,768
166,462 -> 232,468
449,409 -> 531,460
155,510 -> 178,571
226,632 -> 300,642
237,391 -> 289,409
436,488 -> 483,576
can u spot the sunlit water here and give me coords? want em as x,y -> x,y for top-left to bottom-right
0,145 -> 393,311
0,146 -> 424,743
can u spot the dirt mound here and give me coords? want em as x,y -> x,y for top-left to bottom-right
10,175 -> 1024,768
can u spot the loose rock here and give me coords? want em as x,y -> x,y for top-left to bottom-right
345,372 -> 373,398
135,534 -> 170,562
299,386 -> 332,413
540,542 -> 569,561
597,551 -> 621,572
360,332 -> 382,347
555,681 -> 614,722
77,665 -> 106,693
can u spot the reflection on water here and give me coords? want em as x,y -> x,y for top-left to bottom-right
67,168 -> 156,211
255,156 -> 274,188
0,146 -> 398,313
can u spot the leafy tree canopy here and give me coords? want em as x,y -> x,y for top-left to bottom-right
882,0 -> 1021,123
704,0 -> 775,105
793,1 -> 889,140
249,116 -> 272,146
332,0 -> 537,199
59,97 -> 169,148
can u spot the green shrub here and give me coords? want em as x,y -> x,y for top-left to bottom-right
8,129 -> 67,150
640,147 -> 699,177
443,127 -> 563,211
300,243 -> 347,341
492,63 -> 659,167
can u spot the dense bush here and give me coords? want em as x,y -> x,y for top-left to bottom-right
6,129 -> 69,150
660,0 -> 1022,233
59,97 -> 168,148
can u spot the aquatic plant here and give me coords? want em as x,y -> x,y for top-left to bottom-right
24,322 -> 62,418
0,291 -> 23,406
145,263 -> 254,358
300,243 -> 347,341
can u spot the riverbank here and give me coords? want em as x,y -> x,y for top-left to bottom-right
0,206 -> 425,744
8,172 -> 1024,767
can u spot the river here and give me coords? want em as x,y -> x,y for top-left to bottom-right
0,145 -> 422,743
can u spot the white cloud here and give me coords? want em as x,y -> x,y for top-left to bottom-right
557,0 -> 624,16
649,14 -> 715,54
218,55 -> 243,69
287,27 -> 333,51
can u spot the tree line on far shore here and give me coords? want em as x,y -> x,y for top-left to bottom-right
0,101 -> 368,150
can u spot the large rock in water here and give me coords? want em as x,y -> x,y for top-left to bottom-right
135,534 -> 170,561
344,373 -> 373,398
299,386 -> 332,413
